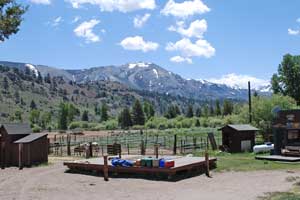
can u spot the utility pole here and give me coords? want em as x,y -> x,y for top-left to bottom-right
248,81 -> 252,123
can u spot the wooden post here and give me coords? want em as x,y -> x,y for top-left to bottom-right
89,142 -> 93,157
103,155 -> 109,181
141,140 -> 145,155
1,141 -> 5,169
180,139 -> 183,154
193,136 -> 197,151
67,134 -> 71,156
173,134 -> 177,155
248,81 -> 252,123
85,145 -> 89,159
205,151 -> 210,177
127,143 -> 130,155
155,145 -> 159,159
19,143 -> 23,170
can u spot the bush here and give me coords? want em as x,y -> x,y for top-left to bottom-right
132,125 -> 145,130
104,120 -> 118,130
181,118 -> 194,128
32,124 -> 41,133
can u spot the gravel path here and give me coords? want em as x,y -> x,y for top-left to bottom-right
0,161 -> 299,200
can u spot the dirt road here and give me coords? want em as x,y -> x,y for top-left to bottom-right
0,160 -> 298,200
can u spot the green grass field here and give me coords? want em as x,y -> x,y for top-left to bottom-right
205,152 -> 300,172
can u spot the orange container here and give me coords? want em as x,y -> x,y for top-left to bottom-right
164,160 -> 175,168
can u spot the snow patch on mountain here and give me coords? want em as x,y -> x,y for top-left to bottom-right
128,62 -> 151,69
25,64 -> 39,77
206,73 -> 271,91
153,69 -> 159,79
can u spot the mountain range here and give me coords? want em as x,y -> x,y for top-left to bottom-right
0,61 -> 271,101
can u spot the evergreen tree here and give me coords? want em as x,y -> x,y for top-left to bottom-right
44,73 -> 51,84
29,109 -> 40,125
81,110 -> 89,121
223,99 -> 233,115
186,105 -> 194,118
148,103 -> 155,118
58,102 -> 68,130
101,103 -> 109,122
215,99 -> 221,115
209,103 -> 215,116
195,107 -> 202,117
118,107 -> 132,129
3,77 -> 9,91
0,0 -> 27,42
195,119 -> 201,127
15,110 -> 22,122
30,100 -> 37,110
132,99 -> 145,125
37,71 -> 43,84
165,105 -> 180,119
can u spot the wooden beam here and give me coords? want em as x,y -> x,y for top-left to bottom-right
19,143 -> 23,170
1,141 -> 5,169
205,152 -> 210,177
103,155 -> 109,181
173,134 -> 177,155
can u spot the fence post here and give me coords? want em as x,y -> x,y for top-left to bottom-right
103,155 -> 109,181
193,136 -> 197,151
205,151 -> 210,177
173,134 -> 177,155
18,143 -> 23,170
141,140 -> 145,155
155,144 -> 159,158
67,134 -> 71,156
89,142 -> 93,157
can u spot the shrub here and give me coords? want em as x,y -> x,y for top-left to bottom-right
32,124 -> 41,133
104,120 -> 118,130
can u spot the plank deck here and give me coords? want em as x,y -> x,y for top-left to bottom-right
63,155 -> 217,177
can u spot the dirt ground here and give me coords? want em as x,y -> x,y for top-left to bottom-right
0,158 -> 299,200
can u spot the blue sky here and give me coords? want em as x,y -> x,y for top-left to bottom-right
1,0 -> 300,85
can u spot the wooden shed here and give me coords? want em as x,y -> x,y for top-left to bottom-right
0,123 -> 48,168
219,124 -> 259,153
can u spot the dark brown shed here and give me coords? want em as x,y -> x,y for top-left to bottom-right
0,123 -> 48,169
219,124 -> 259,153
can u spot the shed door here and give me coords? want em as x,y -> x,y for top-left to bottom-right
241,140 -> 251,152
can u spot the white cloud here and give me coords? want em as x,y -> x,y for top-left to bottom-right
168,19 -> 207,38
74,19 -> 101,43
72,16 -> 81,23
207,73 -> 270,90
134,13 -> 151,28
170,56 -> 192,64
166,38 -> 215,61
52,17 -> 63,27
288,28 -> 300,35
161,0 -> 210,18
67,0 -> 156,13
30,0 -> 51,4
119,36 -> 159,52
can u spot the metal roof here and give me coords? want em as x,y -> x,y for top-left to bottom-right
14,133 -> 48,144
1,123 -> 32,135
221,124 -> 259,131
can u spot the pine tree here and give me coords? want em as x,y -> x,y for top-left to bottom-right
186,105 -> 194,118
101,103 -> 109,122
3,77 -> 9,91
118,107 -> 132,129
81,110 -> 89,121
132,99 -> 145,125
58,102 -> 68,130
223,99 -> 233,116
195,119 -> 201,127
215,100 -> 221,116
195,107 -> 202,117
30,100 -> 37,110
44,73 -> 51,84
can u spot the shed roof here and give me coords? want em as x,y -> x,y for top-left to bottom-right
220,124 -> 259,131
1,123 -> 32,135
14,133 -> 47,144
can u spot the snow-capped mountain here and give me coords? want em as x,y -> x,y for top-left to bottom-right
0,61 -> 271,101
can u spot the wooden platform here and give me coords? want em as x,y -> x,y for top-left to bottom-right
255,155 -> 300,162
63,155 -> 217,178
